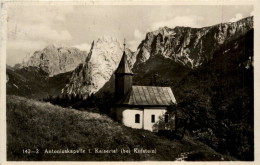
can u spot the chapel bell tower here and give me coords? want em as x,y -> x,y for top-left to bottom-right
115,40 -> 133,102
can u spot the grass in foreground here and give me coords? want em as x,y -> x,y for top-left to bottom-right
7,95 -> 234,161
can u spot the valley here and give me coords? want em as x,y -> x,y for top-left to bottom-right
6,16 -> 254,161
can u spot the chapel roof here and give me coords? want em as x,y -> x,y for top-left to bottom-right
116,85 -> 176,107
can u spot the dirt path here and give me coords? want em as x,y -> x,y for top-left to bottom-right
175,152 -> 190,161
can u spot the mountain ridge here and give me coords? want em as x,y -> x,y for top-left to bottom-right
7,16 -> 253,100
15,45 -> 88,76
134,16 -> 253,69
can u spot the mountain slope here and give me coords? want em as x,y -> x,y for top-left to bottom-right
6,66 -> 72,99
7,95 -> 234,161
7,17 -> 253,102
174,29 -> 253,100
62,36 -> 134,98
7,44 -> 87,98
134,16 -> 253,70
16,45 -> 87,76
130,17 -> 253,89
172,29 -> 254,160
129,19 -> 254,161
6,66 -> 49,98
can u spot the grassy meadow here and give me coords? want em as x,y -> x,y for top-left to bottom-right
6,95 -> 234,161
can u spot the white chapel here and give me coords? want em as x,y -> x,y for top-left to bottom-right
113,45 -> 177,131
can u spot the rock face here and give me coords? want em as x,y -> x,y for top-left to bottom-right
18,45 -> 88,76
9,16 -> 253,99
134,16 -> 253,69
62,17 -> 253,98
62,36 -> 134,98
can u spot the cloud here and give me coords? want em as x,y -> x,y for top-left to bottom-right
7,40 -> 48,66
128,29 -> 145,51
134,29 -> 142,39
128,40 -> 141,51
72,43 -> 91,51
7,6 -> 74,42
7,21 -> 72,63
250,10 -> 254,16
229,13 -> 243,22
128,15 -> 204,51
151,15 -> 204,30
7,6 -> 75,66
7,40 -> 46,50
8,22 -> 72,41
7,6 -> 74,25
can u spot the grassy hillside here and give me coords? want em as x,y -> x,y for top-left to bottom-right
6,95 -> 233,161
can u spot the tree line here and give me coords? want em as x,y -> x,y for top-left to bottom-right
43,91 -> 114,116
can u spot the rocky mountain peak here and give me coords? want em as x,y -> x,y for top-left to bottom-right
134,16 -> 253,69
152,26 -> 172,36
97,36 -> 120,43
62,36 -> 134,98
18,45 -> 88,76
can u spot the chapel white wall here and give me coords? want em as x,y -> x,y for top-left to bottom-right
116,107 -> 143,129
116,107 -> 168,131
143,108 -> 167,131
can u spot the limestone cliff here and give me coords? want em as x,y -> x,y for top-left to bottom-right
134,16 -> 253,69
62,36 -> 134,98
18,45 -> 87,76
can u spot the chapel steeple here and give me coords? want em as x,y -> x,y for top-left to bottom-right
115,39 -> 133,75
115,51 -> 133,75
115,40 -> 133,102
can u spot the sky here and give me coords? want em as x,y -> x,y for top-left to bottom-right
7,5 -> 254,66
